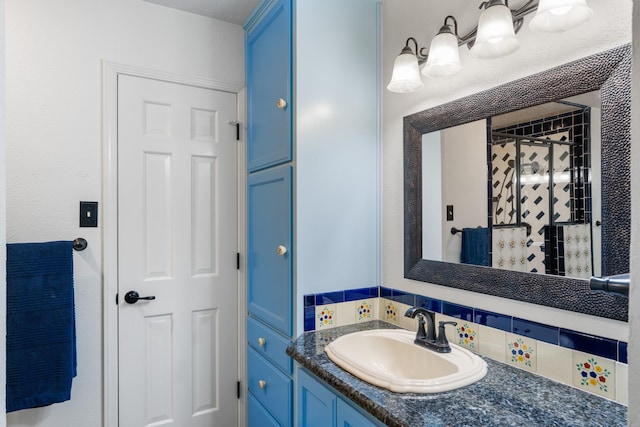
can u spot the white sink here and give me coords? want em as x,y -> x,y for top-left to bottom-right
324,329 -> 487,393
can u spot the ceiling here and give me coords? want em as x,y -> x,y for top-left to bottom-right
142,0 -> 261,25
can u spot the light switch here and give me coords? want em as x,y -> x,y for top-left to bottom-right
80,201 -> 98,227
446,205 -> 454,221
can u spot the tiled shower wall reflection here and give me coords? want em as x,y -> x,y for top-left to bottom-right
303,286 -> 627,405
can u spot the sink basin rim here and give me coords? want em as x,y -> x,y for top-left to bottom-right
324,328 -> 487,393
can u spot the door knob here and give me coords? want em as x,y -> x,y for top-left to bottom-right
257,337 -> 266,347
276,98 -> 287,109
277,245 -> 287,256
124,290 -> 156,304
258,380 -> 267,389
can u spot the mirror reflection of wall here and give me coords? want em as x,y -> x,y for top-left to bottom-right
422,120 -> 487,264
422,91 -> 602,280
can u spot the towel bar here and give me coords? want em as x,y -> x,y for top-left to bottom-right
73,238 -> 87,251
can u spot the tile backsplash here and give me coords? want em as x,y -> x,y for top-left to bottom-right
302,286 -> 628,406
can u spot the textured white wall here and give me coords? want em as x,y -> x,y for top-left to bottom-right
5,1 -> 243,426
382,0 -> 632,340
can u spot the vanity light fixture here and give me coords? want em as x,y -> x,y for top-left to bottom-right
423,16 -> 463,78
471,0 -> 519,59
386,37 -> 425,93
529,0 -> 593,33
387,0 -> 594,93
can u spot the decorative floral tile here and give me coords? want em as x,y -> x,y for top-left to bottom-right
355,300 -> 374,322
315,304 -> 336,329
380,299 -> 398,324
456,322 -> 478,351
572,351 -> 615,399
505,333 -> 537,372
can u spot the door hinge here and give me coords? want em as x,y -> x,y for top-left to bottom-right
237,252 -> 240,270
228,120 -> 240,141
237,381 -> 241,399
115,293 -> 119,305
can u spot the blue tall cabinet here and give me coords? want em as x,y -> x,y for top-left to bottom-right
244,1 -> 380,425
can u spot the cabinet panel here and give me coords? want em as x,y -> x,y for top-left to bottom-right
248,347 -> 292,427
247,316 -> 293,374
248,392 -> 281,427
247,165 -> 293,335
298,368 -> 337,427
246,0 -> 292,172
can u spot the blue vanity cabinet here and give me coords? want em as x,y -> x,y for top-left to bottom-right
297,368 -> 384,427
245,0 -> 291,172
246,165 -> 292,425
244,0 -> 380,425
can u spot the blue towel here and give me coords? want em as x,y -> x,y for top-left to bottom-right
460,227 -> 489,266
6,241 -> 77,412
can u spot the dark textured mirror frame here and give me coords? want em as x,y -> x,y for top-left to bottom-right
404,44 -> 630,322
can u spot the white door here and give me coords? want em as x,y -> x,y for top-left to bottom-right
117,74 -> 238,427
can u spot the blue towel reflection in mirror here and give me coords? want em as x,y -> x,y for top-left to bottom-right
6,240 -> 76,412
460,227 -> 490,267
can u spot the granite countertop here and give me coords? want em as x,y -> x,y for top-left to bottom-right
286,321 -> 627,427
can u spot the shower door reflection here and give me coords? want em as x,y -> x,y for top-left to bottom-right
491,103 -> 594,278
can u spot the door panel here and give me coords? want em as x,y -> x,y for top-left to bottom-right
117,75 -> 238,427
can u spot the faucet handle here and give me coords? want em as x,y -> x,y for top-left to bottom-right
415,314 -> 428,340
436,321 -> 458,352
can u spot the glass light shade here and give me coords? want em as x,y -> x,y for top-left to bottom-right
470,2 -> 519,59
529,0 -> 593,33
422,30 -> 462,78
387,49 -> 424,93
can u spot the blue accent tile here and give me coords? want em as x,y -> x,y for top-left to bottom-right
415,295 -> 442,313
390,290 -> 415,306
304,294 -> 315,307
619,342 -> 628,364
345,287 -> 376,302
315,291 -> 344,305
371,286 -> 380,298
475,309 -> 511,332
380,287 -> 393,298
304,306 -> 315,332
559,329 -> 617,360
513,318 -> 559,345
442,302 -> 473,322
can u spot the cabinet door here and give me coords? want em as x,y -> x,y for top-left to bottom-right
248,392 -> 281,427
297,369 -> 337,427
337,399 -> 382,427
248,347 -> 292,427
246,0 -> 292,172
247,165 -> 293,335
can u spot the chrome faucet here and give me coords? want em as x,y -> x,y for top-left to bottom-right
404,307 -> 457,353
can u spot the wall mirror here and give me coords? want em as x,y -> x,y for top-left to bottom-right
404,45 -> 630,321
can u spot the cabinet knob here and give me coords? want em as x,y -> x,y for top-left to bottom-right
276,98 -> 287,109
258,380 -> 267,389
257,337 -> 266,347
277,245 -> 288,256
